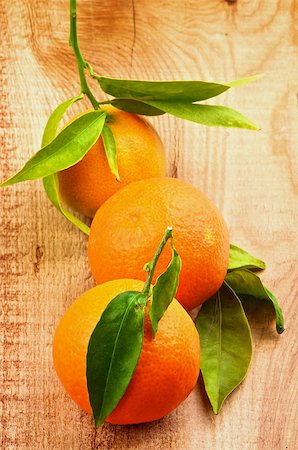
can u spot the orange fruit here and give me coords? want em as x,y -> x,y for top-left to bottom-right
88,177 -> 230,311
57,106 -> 166,218
52,279 -> 200,425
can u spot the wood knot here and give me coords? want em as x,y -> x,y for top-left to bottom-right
34,245 -> 44,275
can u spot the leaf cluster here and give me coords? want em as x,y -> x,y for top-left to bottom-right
87,228 -> 182,426
86,233 -> 285,426
1,74 -> 262,233
96,74 -> 261,130
195,244 -> 284,414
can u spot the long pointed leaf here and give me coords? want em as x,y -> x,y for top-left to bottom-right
226,73 -> 264,88
41,95 -> 84,147
98,74 -> 262,103
144,101 -> 259,130
149,245 -> 181,336
87,291 -> 147,427
1,110 -> 106,186
98,76 -> 231,102
101,124 -> 120,181
195,282 -> 253,414
225,269 -> 285,334
43,174 -> 90,235
41,95 -> 90,235
229,244 -> 266,271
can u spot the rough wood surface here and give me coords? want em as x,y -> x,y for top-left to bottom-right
1,0 -> 298,449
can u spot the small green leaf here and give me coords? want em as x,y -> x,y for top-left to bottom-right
110,98 -> 165,116
149,244 -> 182,336
229,244 -> 266,271
41,95 -> 84,147
41,95 -> 90,235
43,175 -> 90,235
101,124 -> 120,181
98,76 -> 231,102
142,102 -> 259,130
87,291 -> 147,427
195,282 -> 253,414
1,110 -> 106,187
226,73 -> 264,88
225,269 -> 285,334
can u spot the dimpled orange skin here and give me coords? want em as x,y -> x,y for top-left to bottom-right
52,279 -> 200,425
88,178 -> 230,311
57,106 -> 166,218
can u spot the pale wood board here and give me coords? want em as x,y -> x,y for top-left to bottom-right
1,0 -> 298,449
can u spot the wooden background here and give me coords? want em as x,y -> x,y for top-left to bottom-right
1,0 -> 297,449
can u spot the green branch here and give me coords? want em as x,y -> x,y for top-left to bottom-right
69,0 -> 99,109
142,227 -> 173,296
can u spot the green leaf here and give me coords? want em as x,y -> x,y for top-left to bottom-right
226,73 -> 264,88
41,95 -> 90,235
225,269 -> 285,334
97,74 -> 261,129
87,291 -> 147,427
149,244 -> 182,336
110,98 -> 165,116
1,110 -> 106,187
195,282 -> 253,414
229,244 -> 266,271
43,175 -> 90,235
142,102 -> 259,130
101,124 -> 120,181
98,76 -> 232,102
41,95 -> 84,147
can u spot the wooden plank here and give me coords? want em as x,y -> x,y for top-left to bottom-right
1,0 -> 297,449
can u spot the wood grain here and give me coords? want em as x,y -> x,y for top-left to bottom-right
1,0 -> 298,449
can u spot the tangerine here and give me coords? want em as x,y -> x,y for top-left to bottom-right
52,279 -> 200,425
88,177 -> 230,310
57,106 -> 166,218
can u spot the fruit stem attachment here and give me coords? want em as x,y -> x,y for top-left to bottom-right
142,227 -> 173,296
69,0 -> 99,109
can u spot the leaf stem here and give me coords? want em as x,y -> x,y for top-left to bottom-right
69,0 -> 99,109
142,227 -> 173,296
97,100 -> 113,105
86,61 -> 101,80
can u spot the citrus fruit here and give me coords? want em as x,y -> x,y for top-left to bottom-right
52,279 -> 200,425
88,177 -> 230,311
57,106 -> 166,218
